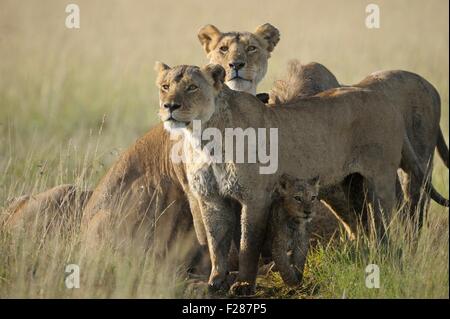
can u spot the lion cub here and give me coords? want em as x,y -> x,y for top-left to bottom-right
264,174 -> 320,286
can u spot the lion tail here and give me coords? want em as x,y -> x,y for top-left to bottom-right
402,133 -> 449,208
269,60 -> 306,104
425,77 -> 449,169
268,60 -> 340,104
436,128 -> 450,169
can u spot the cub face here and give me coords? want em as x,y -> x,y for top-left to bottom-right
155,62 -> 225,132
198,23 -> 280,95
275,174 -> 320,224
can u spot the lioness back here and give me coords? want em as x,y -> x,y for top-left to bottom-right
81,124 -> 192,252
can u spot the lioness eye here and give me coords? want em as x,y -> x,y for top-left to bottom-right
294,195 -> 302,202
247,45 -> 257,52
187,84 -> 198,92
162,84 -> 169,91
219,46 -> 228,53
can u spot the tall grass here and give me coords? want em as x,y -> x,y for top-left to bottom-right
0,0 -> 448,298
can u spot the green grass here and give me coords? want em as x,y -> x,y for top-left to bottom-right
255,211 -> 449,299
0,0 -> 448,298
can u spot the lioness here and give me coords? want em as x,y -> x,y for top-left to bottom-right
198,25 -> 448,230
3,184 -> 92,231
155,62 -> 440,295
355,70 -> 449,224
198,23 -> 280,95
271,62 -> 449,228
5,24 -> 284,241
79,124 -> 193,251
5,24 -> 342,246
264,174 -> 320,287
197,24 -> 449,228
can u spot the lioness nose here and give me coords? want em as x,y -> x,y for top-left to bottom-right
229,61 -> 245,70
164,103 -> 181,112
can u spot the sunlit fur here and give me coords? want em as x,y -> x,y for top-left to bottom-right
198,24 -> 280,95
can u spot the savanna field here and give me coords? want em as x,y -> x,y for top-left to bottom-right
0,0 -> 448,298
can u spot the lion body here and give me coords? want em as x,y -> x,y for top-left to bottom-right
3,184 -> 91,231
79,124 -> 196,255
271,61 -> 449,228
356,70 -> 447,220
5,25 -> 448,288
3,24 -> 282,258
156,64 -> 415,295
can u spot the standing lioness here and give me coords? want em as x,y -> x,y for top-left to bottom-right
270,61 -> 449,229
155,62 -> 438,295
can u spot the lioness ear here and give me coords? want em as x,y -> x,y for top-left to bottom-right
154,61 -> 171,74
154,62 -> 171,85
198,24 -> 222,54
254,23 -> 280,52
201,64 -> 225,90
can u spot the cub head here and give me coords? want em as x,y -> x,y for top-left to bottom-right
155,62 -> 225,132
275,174 -> 320,223
198,23 -> 280,95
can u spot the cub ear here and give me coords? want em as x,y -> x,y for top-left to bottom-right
309,176 -> 320,188
278,173 -> 292,193
198,24 -> 222,54
154,61 -> 171,74
254,23 -> 280,52
201,64 -> 225,90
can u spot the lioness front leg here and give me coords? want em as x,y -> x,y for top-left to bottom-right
199,199 -> 236,292
186,193 -> 208,246
231,202 -> 269,296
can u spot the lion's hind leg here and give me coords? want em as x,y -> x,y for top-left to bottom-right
364,172 -> 398,241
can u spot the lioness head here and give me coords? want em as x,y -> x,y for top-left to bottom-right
155,62 -> 225,132
275,174 -> 320,224
198,23 -> 280,95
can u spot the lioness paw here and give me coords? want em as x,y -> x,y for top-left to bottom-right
229,281 -> 255,296
208,274 -> 229,293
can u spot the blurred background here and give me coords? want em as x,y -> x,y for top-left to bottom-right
0,0 -> 448,198
0,0 -> 447,299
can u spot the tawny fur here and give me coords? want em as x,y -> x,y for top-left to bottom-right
2,24 -> 281,266
3,185 -> 91,231
155,63 -> 436,296
198,23 -> 279,95
268,61 -> 449,228
263,175 -> 319,286
268,60 -> 339,104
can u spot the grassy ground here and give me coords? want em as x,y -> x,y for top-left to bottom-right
0,0 -> 448,298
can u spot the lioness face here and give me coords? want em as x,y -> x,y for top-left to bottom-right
198,24 -> 280,95
276,174 -> 320,224
155,62 -> 225,132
